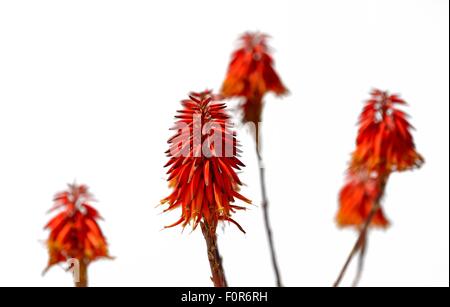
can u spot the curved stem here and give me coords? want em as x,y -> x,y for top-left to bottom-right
352,230 -> 368,287
201,221 -> 228,287
333,202 -> 378,287
256,143 -> 283,287
334,174 -> 389,287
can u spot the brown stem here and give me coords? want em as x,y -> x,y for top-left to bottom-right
352,230 -> 368,287
201,221 -> 228,287
333,202 -> 378,287
333,176 -> 389,287
75,259 -> 88,288
256,143 -> 283,287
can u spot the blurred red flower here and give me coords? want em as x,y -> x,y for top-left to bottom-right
337,168 -> 389,228
337,90 -> 424,229
221,32 -> 288,124
45,184 -> 110,271
161,91 -> 251,233
335,90 -> 424,286
352,89 -> 424,173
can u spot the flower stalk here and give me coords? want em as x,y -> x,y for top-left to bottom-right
334,201 -> 379,287
201,221 -> 227,287
256,145 -> 283,287
75,259 -> 88,288
221,32 -> 288,287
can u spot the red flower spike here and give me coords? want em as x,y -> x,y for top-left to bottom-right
334,90 -> 424,287
44,184 -> 110,274
352,89 -> 424,173
337,168 -> 389,228
337,90 -> 424,229
221,32 -> 288,124
161,91 -> 251,233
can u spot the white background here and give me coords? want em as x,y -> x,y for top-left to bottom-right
0,0 -> 448,287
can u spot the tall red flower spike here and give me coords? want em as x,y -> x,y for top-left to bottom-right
221,32 -> 288,125
334,90 -> 424,287
44,184 -> 110,287
161,90 -> 251,287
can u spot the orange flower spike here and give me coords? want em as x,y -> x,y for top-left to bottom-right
334,90 -> 424,287
221,32 -> 288,125
44,184 -> 110,287
337,168 -> 390,228
161,90 -> 251,233
353,89 -> 424,173
162,91 -> 250,287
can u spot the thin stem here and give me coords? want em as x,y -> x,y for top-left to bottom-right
333,176 -> 388,287
75,259 -> 88,288
255,142 -> 283,287
201,221 -> 228,287
352,230 -> 368,287
333,202 -> 379,287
